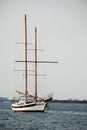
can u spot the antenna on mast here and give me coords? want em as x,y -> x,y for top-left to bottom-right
24,14 -> 28,102
35,27 -> 37,101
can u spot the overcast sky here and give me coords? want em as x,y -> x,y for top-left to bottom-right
0,0 -> 87,100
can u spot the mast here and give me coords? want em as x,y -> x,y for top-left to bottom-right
35,27 -> 37,101
24,14 -> 28,101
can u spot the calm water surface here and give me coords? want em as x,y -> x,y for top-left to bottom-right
0,102 -> 87,130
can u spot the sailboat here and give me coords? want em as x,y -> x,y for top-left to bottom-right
11,14 -> 58,112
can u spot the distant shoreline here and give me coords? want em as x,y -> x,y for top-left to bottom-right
0,97 -> 87,104
51,99 -> 87,104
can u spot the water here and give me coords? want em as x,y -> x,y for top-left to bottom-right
0,102 -> 87,130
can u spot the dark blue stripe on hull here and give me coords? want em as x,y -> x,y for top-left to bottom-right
14,110 -> 44,112
12,103 -> 36,108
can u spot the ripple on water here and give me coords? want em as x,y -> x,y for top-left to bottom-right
0,102 -> 87,130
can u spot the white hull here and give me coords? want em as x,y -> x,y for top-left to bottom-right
11,101 -> 46,112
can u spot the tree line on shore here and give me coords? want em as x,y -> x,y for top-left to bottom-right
0,97 -> 87,104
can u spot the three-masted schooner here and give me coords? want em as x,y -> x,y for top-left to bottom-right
11,14 -> 58,112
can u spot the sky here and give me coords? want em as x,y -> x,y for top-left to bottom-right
0,0 -> 87,100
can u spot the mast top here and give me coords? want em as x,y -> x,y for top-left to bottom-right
25,14 -> 27,21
